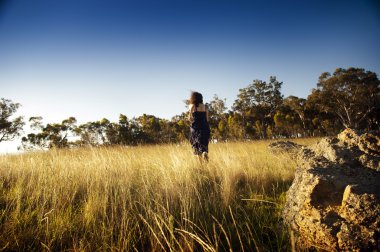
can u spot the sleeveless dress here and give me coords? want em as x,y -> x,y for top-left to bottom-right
190,106 -> 211,155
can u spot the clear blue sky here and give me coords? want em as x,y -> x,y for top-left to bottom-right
0,0 -> 379,152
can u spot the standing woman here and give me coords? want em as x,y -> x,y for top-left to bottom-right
188,91 -> 211,161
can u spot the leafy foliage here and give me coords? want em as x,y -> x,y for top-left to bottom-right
21,117 -> 77,150
232,76 -> 283,138
310,67 -> 380,129
0,98 -> 24,142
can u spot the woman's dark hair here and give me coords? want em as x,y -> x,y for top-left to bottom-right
190,92 -> 203,107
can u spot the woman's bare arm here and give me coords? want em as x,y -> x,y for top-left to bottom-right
206,105 -> 209,122
188,104 -> 194,121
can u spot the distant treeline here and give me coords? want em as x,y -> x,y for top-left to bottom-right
1,67 -> 379,150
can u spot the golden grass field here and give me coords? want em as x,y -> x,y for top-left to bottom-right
0,139 -> 318,251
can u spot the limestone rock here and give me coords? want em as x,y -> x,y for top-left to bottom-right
283,129 -> 380,251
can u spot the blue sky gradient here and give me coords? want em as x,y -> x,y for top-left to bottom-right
0,0 -> 379,152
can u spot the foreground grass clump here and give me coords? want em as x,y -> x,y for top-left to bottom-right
0,139 -> 317,251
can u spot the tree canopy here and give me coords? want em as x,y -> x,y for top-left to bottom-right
233,76 -> 283,138
0,98 -> 24,143
309,67 -> 380,129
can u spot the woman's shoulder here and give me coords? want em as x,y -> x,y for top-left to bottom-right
189,103 -> 207,112
198,103 -> 207,112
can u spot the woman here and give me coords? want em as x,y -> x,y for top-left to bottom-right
188,91 -> 211,161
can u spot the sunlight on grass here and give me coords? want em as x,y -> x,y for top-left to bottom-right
0,139 -> 317,251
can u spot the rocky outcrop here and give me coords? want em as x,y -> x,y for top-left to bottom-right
283,129 -> 380,251
268,141 -> 303,157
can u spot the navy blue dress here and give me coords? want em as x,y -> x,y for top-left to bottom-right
190,106 -> 210,155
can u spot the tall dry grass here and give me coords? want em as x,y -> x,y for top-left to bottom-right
0,139 -> 318,251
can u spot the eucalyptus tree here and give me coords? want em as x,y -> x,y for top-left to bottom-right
309,67 -> 380,130
21,117 -> 77,150
207,94 -> 228,140
0,98 -> 24,142
232,76 -> 283,138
